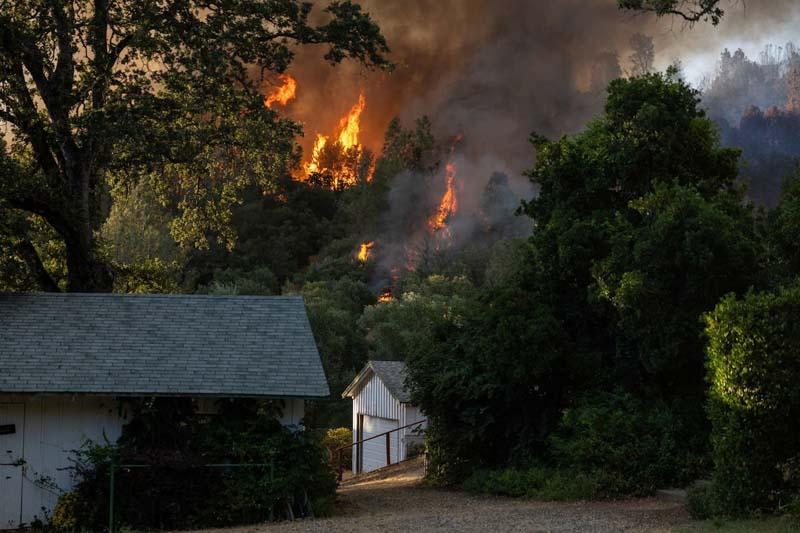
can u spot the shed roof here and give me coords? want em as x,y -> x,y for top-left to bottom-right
0,293 -> 329,398
342,360 -> 411,403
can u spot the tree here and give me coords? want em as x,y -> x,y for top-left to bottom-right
0,0 -> 389,292
761,173 -> 800,285
618,0 -> 724,24
593,182 -> 759,395
523,71 -> 741,392
705,287 -> 800,515
627,33 -> 654,77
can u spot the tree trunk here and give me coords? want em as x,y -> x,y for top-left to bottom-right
64,233 -> 113,292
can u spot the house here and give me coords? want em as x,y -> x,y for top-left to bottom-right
342,360 -> 426,474
0,293 -> 329,530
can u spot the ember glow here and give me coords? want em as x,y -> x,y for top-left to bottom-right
300,92 -> 370,188
357,241 -> 374,262
264,74 -> 297,108
428,136 -> 463,233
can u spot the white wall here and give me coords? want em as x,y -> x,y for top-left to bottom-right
0,394 -> 125,528
350,374 -> 426,472
0,394 -> 306,529
279,398 -> 305,427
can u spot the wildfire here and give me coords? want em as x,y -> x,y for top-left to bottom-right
301,92 -> 369,188
304,134 -> 328,175
337,93 -> 366,149
378,289 -> 393,303
428,135 -> 463,233
264,74 -> 297,108
357,241 -> 374,262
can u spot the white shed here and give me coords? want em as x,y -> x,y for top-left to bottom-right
342,360 -> 426,474
0,293 -> 329,530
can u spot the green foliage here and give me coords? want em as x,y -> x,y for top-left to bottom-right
687,483 -> 716,520
58,398 -> 336,531
0,0 -> 389,291
704,287 -> 800,516
549,392 -> 707,496
322,427 -> 353,472
463,467 -> 600,501
101,180 -> 184,266
375,116 -> 437,178
593,182 -> 759,392
197,267 -> 277,295
401,71 -> 757,493
294,278 -> 374,427
762,173 -> 800,286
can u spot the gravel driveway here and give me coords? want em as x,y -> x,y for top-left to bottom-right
187,464 -> 691,533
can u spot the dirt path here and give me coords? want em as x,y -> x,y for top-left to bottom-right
189,464 -> 692,533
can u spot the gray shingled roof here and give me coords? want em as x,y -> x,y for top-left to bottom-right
343,360 -> 411,403
370,360 -> 411,402
0,293 -> 329,398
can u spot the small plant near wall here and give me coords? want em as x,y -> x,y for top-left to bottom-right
51,398 -> 337,531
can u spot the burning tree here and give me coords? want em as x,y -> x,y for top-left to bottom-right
0,0 -> 389,292
301,93 -> 375,189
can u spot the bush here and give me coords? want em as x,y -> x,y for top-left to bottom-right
463,467 -> 600,501
57,398 -> 337,531
687,483 -> 716,520
548,391 -> 707,497
322,427 -> 353,472
705,287 -> 800,516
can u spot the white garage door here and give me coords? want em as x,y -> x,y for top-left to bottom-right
362,415 -> 399,473
0,404 -> 24,530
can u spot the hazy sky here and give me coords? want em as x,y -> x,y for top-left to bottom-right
654,1 -> 800,83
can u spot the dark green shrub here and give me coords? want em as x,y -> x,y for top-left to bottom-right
57,398 -> 336,531
463,467 -> 599,501
548,391 -> 707,497
705,287 -> 800,516
687,483 -> 715,520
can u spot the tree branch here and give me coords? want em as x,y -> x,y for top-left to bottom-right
16,237 -> 61,292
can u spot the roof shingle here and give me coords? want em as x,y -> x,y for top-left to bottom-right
0,293 -> 329,398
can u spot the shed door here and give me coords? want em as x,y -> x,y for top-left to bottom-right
0,404 -> 24,530
361,415 -> 399,473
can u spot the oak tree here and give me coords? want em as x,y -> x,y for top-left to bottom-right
0,0 -> 389,291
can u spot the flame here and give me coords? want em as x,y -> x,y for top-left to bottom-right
428,136 -> 463,233
303,134 -> 329,177
300,92 -> 368,188
357,241 -> 374,262
264,74 -> 297,108
378,289 -> 393,303
337,93 -> 366,149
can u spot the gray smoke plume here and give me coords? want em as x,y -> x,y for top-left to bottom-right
272,0 -> 800,286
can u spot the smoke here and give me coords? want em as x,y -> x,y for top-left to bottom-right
285,0 -> 662,170
267,0 -> 800,286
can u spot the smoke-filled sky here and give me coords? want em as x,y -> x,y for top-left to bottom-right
271,0 -> 800,185
652,0 -> 800,83
265,0 -> 800,287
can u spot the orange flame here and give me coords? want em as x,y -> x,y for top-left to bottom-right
264,74 -> 297,108
428,135 -> 463,233
357,241 -> 374,262
337,93 -> 366,149
303,134 -> 328,177
301,92 -> 368,188
378,289 -> 393,303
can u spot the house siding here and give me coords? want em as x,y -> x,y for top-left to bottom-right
350,374 -> 426,472
0,394 -> 125,528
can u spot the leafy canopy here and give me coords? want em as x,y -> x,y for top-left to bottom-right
0,0 -> 389,291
